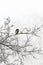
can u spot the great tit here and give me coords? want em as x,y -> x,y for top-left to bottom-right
15,29 -> 19,34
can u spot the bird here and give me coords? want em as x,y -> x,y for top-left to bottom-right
15,29 -> 19,35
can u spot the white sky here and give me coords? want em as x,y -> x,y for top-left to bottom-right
0,0 -> 43,27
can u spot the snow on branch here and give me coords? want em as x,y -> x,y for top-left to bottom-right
0,17 -> 43,65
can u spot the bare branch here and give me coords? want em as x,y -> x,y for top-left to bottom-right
0,17 -> 43,65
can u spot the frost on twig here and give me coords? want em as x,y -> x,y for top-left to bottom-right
0,17 -> 43,65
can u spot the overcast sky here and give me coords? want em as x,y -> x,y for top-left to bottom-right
0,0 -> 43,28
